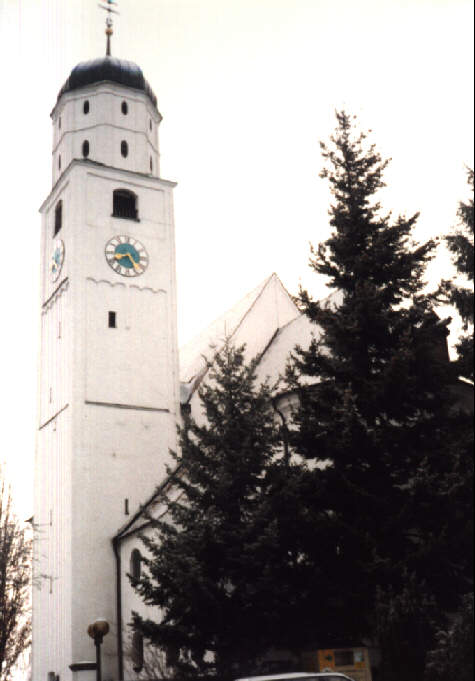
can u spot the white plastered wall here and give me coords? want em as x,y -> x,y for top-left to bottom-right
34,147 -> 179,680
52,83 -> 160,185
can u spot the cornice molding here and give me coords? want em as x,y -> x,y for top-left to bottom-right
40,159 -> 176,212
52,123 -> 159,155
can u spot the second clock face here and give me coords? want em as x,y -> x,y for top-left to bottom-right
105,235 -> 149,277
50,239 -> 65,282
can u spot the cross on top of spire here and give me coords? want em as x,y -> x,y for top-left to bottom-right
98,0 -> 120,56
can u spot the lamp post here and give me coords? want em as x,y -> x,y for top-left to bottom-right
87,618 -> 110,681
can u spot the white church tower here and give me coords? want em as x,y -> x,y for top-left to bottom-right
33,10 -> 180,679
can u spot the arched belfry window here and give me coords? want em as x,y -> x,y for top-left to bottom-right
130,549 -> 142,581
54,200 -> 62,236
112,189 -> 138,220
132,631 -> 144,673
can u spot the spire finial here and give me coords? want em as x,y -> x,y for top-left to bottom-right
98,0 -> 120,56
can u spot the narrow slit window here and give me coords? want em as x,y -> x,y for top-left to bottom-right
83,100 -> 89,114
120,140 -> 128,158
82,140 -> 89,158
121,100 -> 128,115
58,154 -> 61,170
130,549 -> 142,581
150,156 -> 153,173
132,631 -> 144,673
108,311 -> 117,328
54,200 -> 62,236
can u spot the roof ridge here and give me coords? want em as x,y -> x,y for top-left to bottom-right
179,274 -> 274,355
228,273 -> 281,341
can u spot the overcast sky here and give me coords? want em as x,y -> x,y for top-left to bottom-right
0,0 -> 473,516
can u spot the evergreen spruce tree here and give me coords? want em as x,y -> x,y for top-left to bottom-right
425,592 -> 474,681
131,341 -> 320,680
444,167 -> 474,381
288,111 -> 473,678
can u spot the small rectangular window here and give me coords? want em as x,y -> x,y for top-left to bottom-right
108,311 -> 117,328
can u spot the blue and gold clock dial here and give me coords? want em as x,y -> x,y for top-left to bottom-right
105,235 -> 149,277
50,239 -> 65,282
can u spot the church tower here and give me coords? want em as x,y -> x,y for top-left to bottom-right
33,32 -> 180,681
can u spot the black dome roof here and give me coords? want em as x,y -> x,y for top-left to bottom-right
56,56 -> 158,110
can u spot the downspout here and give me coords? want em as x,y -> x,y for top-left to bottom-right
112,536 -> 124,681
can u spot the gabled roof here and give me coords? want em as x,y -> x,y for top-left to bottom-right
255,313 -> 318,389
120,277 -> 333,535
179,273 -> 300,401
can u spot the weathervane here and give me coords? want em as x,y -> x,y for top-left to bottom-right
98,0 -> 120,56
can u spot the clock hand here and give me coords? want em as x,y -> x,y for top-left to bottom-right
114,251 -> 141,271
126,252 -> 141,272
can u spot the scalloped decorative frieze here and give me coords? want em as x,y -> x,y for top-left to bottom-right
130,283 -> 166,295
86,276 -> 164,295
86,276 -> 126,289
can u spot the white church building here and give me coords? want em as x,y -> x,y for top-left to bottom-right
33,44 -> 318,681
33,29 -> 472,681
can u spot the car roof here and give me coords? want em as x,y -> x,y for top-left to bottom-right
235,674 -> 351,681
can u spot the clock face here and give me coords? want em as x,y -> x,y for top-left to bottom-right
50,239 -> 65,282
105,235 -> 149,277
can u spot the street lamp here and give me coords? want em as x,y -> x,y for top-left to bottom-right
87,618 -> 110,681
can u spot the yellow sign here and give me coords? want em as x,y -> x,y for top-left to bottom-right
318,649 -> 335,671
315,647 -> 372,681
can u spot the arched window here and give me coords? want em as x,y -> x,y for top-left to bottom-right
54,200 -> 62,236
112,189 -> 138,220
121,101 -> 128,115
82,140 -> 89,158
130,549 -> 142,581
131,631 -> 144,673
83,100 -> 90,114
120,140 -> 129,158
149,156 -> 153,173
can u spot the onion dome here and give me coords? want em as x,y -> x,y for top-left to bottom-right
55,56 -> 158,110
